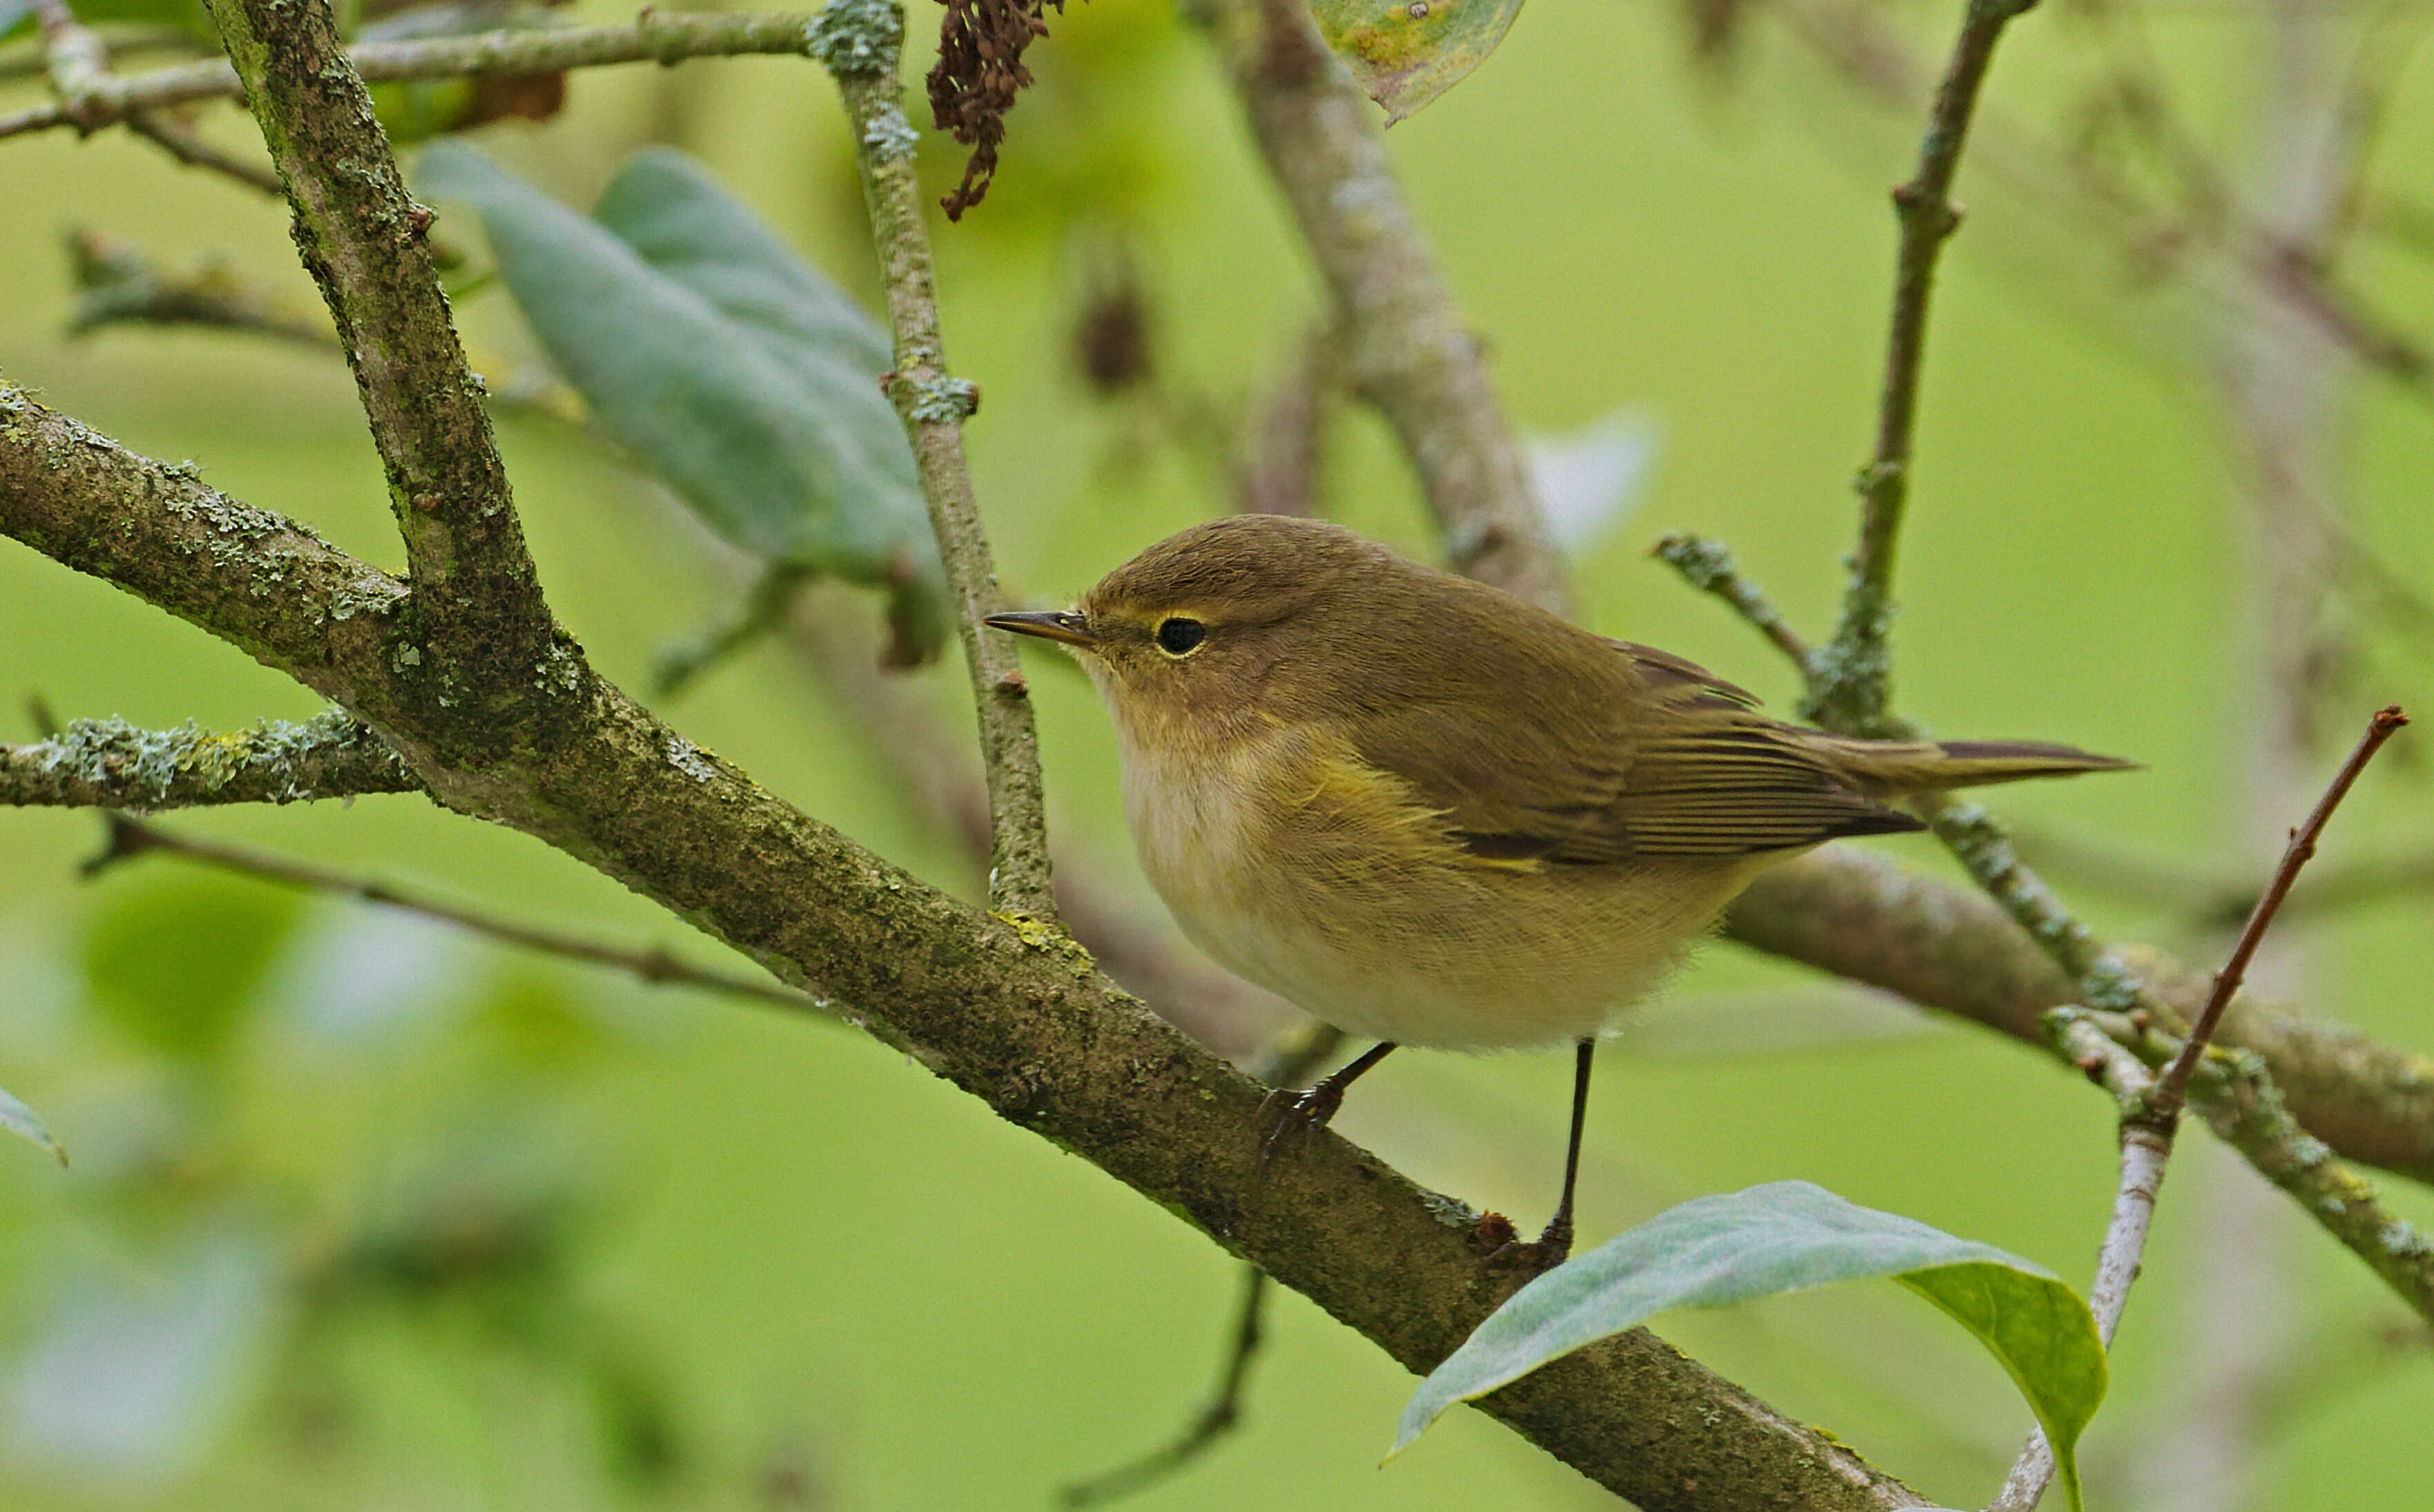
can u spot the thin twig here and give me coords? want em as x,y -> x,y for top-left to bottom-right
2154,705 -> 2411,1116
1053,1023 -> 1340,1506
1807,0 -> 2040,736
1985,1012 -> 2173,1512
29,0 -> 111,131
124,110 -> 284,195
66,228 -> 336,347
814,0 -> 1054,921
1,11 -> 831,140
1061,1267 -> 1271,1506
1650,533 -> 1816,669
1769,0 -> 2434,407
86,813 -> 833,1017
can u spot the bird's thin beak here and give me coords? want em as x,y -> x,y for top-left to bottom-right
985,609 -> 1099,648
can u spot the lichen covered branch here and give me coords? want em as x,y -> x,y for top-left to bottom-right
1,711 -> 419,809
207,0 -> 561,760
814,0 -> 1055,919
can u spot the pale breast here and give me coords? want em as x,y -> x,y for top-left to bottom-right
1112,721 -> 1765,1050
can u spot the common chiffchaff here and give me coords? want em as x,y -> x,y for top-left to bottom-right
989,515 -> 2128,1267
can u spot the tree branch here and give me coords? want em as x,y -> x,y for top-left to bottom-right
1186,0 -> 1567,613
1808,0 -> 2039,736
208,0 -> 564,765
0,386 -> 1923,1512
0,11 -> 830,141
0,710 -> 418,808
813,0 -> 1054,919
0,385 -> 410,689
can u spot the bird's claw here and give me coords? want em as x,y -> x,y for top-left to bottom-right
1252,1082 -> 1345,1189
1483,1216 -> 1573,1279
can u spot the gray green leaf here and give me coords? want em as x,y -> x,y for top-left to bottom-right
1396,1180 -> 2105,1512
415,143 -> 947,663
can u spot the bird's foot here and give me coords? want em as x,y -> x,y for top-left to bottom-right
1253,1080 -> 1347,1185
1483,1212 -> 1574,1279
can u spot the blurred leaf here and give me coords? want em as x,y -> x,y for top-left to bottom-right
475,973 -> 607,1070
1523,408 -> 1659,551
362,1 -> 569,142
84,876 -> 299,1063
6,1227 -> 281,1483
0,1084 -> 66,1165
417,144 -> 949,664
0,0 -> 30,42
271,907 -> 470,1044
1309,0 -> 1527,124
1396,1181 -> 2105,1512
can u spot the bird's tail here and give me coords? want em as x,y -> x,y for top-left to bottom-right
1818,736 -> 2138,796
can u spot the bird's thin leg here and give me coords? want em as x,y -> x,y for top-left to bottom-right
1490,1037 -> 1595,1274
1255,1040 -> 1398,1176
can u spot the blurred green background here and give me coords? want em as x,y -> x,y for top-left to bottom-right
4,0 -> 2433,1506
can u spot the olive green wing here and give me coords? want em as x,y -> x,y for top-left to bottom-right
1347,640 -> 1919,865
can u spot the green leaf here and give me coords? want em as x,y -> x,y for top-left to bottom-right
416,143 -> 949,663
1396,1181 -> 2106,1512
1309,0 -> 1528,124
0,0 -> 32,43
84,874 -> 299,1063
0,1085 -> 66,1166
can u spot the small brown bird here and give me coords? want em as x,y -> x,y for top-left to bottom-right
989,515 -> 2129,1267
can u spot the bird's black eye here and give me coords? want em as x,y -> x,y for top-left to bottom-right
1155,618 -> 1206,656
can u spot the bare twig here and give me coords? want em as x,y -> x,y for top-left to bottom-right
2154,705 -> 2411,1117
1651,533 -> 1816,669
29,0 -> 111,130
812,0 -> 1054,920
124,109 -> 284,195
1,11 -> 833,140
1768,0 -> 2434,406
1808,0 -> 2040,736
1989,704 -> 2411,1511
86,813 -> 833,1017
1984,1012 -> 2173,1512
66,228 -> 335,347
1054,1023 -> 1342,1505
1061,1267 -> 1271,1506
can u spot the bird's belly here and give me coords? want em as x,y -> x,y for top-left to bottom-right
1122,744 -> 1760,1050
